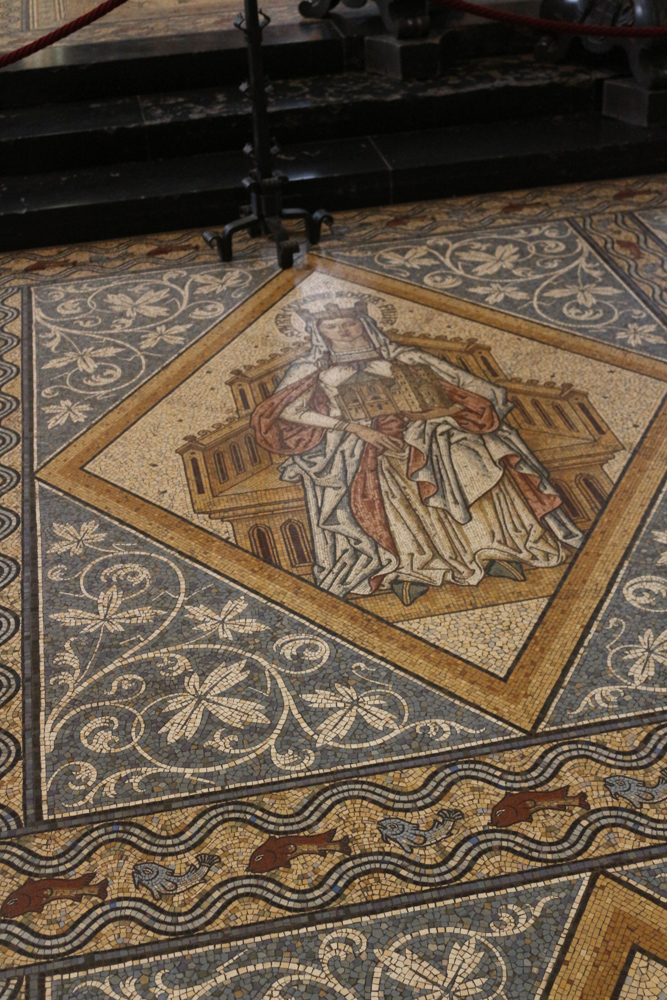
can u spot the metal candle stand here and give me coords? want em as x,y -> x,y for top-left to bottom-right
203,0 -> 333,269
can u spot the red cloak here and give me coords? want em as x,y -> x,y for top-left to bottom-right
250,369 -> 560,566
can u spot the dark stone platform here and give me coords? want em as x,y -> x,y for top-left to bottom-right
603,77 -> 667,126
0,1 -> 541,108
0,58 -> 613,176
0,1 -> 654,253
2,107 -> 664,252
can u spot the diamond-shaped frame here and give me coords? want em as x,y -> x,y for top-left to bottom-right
37,260 -> 667,732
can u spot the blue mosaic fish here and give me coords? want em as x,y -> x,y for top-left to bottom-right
377,809 -> 463,854
132,854 -> 220,900
605,770 -> 667,809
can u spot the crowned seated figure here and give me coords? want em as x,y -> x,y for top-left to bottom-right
250,297 -> 583,606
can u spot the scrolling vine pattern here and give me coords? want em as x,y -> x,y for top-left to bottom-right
545,479 -> 667,725
32,263 -> 275,464
65,886 -> 571,1000
569,573 -> 667,718
327,221 -> 667,357
39,495 -> 496,817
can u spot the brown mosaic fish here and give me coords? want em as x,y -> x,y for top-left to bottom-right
491,786 -> 590,828
247,829 -> 351,873
0,873 -> 108,918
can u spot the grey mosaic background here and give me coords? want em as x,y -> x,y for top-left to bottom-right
47,876 -> 585,1000
32,261 -> 277,466
36,485 -> 514,818
617,858 -> 667,903
322,219 -> 667,360
545,477 -> 667,729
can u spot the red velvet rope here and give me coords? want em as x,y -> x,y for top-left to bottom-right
431,0 -> 667,36
0,0 -> 132,69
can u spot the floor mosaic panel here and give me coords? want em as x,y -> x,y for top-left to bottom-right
2,173 -> 667,995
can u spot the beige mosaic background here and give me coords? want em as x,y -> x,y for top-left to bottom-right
86,271 -> 667,673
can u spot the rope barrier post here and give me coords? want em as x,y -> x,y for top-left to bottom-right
202,0 -> 333,270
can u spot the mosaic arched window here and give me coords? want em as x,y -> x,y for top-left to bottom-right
281,520 -> 313,567
239,387 -> 250,410
231,442 -> 245,474
577,402 -> 605,436
532,400 -> 554,428
481,355 -> 498,377
246,435 -> 260,466
191,456 -> 205,495
509,397 -> 534,426
554,403 -> 576,431
553,480 -> 582,520
249,525 -> 278,565
214,451 -> 229,483
578,474 -> 607,510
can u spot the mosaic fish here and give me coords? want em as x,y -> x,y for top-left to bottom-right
491,786 -> 590,827
0,873 -> 108,918
605,770 -> 667,809
377,809 -> 464,854
247,829 -> 351,873
132,853 -> 220,900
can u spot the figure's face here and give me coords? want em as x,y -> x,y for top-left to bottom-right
318,317 -> 367,350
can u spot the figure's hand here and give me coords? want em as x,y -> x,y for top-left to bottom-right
347,423 -> 406,454
404,404 -> 462,421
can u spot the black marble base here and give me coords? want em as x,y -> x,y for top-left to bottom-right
365,33 -> 441,79
0,59 -> 612,176
0,22 -> 362,109
2,111 -> 667,251
603,76 -> 667,125
0,0 -> 545,110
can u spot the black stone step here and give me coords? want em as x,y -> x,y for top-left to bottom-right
1,111 -> 664,252
0,21 -> 359,109
0,1 -> 543,109
0,58 -> 614,176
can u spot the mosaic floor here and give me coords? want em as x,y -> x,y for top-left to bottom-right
1,174 -> 667,997
0,0 -> 303,53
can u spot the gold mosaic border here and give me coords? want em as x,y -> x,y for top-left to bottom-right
549,874 -> 667,998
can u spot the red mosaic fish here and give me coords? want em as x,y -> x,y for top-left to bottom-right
247,829 -> 352,873
0,873 -> 108,918
491,786 -> 590,828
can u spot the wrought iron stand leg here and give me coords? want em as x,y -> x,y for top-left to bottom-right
204,216 -> 260,262
265,217 -> 300,269
201,0 -> 333,269
281,207 -> 334,245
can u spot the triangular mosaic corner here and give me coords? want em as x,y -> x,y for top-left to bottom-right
30,260 -> 278,467
42,874 -> 588,1000
33,484 -> 516,819
319,218 -> 667,361
543,473 -> 667,730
